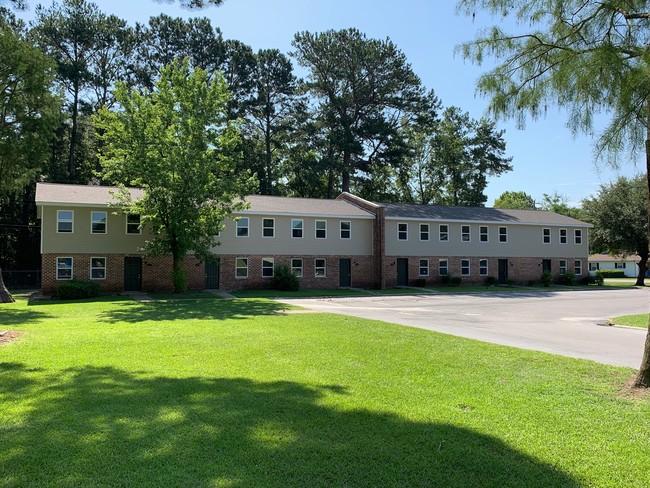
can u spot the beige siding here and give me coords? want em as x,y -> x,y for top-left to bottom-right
213,215 -> 374,256
384,220 -> 589,258
40,205 -> 150,254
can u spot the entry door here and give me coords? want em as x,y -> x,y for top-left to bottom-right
339,259 -> 351,287
498,259 -> 509,285
397,258 -> 409,286
542,259 -> 552,273
124,257 -> 142,291
205,259 -> 220,289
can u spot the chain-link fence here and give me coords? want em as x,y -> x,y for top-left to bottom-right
1,269 -> 41,290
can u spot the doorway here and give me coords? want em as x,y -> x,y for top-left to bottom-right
339,259 -> 351,287
124,257 -> 142,291
205,259 -> 220,289
498,259 -> 509,285
397,258 -> 409,286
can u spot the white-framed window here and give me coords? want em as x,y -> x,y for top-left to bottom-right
126,214 -> 141,234
235,257 -> 248,278
340,221 -> 351,239
262,218 -> 275,238
439,259 -> 449,276
498,226 -> 508,243
315,220 -> 327,239
419,259 -> 429,277
559,259 -> 567,275
419,224 -> 430,241
291,258 -> 303,278
574,260 -> 583,276
574,229 -> 583,244
479,259 -> 488,276
543,228 -> 551,244
439,224 -> 449,242
90,257 -> 106,280
479,226 -> 488,243
398,223 -> 408,240
291,219 -> 303,238
91,211 -> 107,234
461,225 -> 471,242
56,257 -> 73,280
615,262 -> 626,269
315,258 -> 326,277
560,228 -> 567,244
589,262 -> 599,271
57,210 -> 74,233
461,259 -> 470,276
236,217 -> 249,237
262,257 -> 274,277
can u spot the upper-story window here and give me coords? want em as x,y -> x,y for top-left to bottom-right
91,211 -> 107,234
499,226 -> 508,243
126,214 -> 141,234
420,224 -> 429,241
340,221 -> 351,239
461,225 -> 471,242
574,229 -> 583,244
479,226 -> 488,243
560,228 -> 567,244
315,220 -> 327,239
57,210 -> 74,233
236,217 -> 249,237
543,228 -> 551,244
291,219 -> 303,238
398,223 -> 408,240
262,218 -> 275,238
439,224 -> 449,242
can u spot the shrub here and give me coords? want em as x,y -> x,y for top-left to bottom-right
596,270 -> 625,278
440,275 -> 451,285
540,271 -> 553,287
272,265 -> 299,291
57,280 -> 101,299
593,274 -> 604,286
556,272 -> 576,286
449,276 -> 462,287
414,278 -> 427,287
485,276 -> 497,286
505,279 -> 515,286
580,274 -> 605,286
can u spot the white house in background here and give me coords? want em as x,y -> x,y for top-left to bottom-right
588,253 -> 640,278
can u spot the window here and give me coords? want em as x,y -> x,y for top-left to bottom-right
420,224 -> 430,241
236,217 -> 249,237
479,226 -> 488,243
56,257 -> 73,280
57,210 -> 73,233
461,225 -> 471,242
262,257 -> 274,277
479,259 -> 488,276
439,224 -> 449,242
615,262 -> 626,269
398,223 -> 408,240
439,259 -> 449,276
574,260 -> 583,276
419,259 -> 429,277
340,221 -> 351,239
126,214 -> 141,234
315,258 -> 326,277
291,258 -> 303,278
292,219 -> 303,238
263,218 -> 275,238
315,220 -> 327,239
543,228 -> 551,244
498,226 -> 508,243
90,257 -> 106,280
575,229 -> 583,244
559,260 -> 567,275
589,262 -> 599,271
235,257 -> 248,278
560,229 -> 567,244
91,211 -> 107,234
461,259 -> 470,276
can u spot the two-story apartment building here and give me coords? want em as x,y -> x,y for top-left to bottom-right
36,183 -> 591,293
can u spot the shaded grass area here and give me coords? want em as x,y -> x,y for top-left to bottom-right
231,288 -> 369,298
610,313 -> 649,328
148,291 -> 223,300
1,297 -> 649,487
603,278 -> 646,288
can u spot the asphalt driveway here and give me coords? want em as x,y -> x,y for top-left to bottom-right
278,288 -> 650,368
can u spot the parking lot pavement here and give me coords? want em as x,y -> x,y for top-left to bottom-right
277,288 -> 650,368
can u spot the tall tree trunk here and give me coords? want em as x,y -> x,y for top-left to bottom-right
0,268 -> 14,303
171,251 -> 187,294
342,149 -> 351,193
68,82 -> 79,181
265,123 -> 273,195
635,253 -> 648,287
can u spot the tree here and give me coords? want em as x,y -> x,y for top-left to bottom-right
292,28 -> 436,194
0,20 -> 60,302
95,59 -> 255,293
457,0 -> 650,387
493,191 -> 536,209
539,192 -> 584,220
583,176 -> 649,286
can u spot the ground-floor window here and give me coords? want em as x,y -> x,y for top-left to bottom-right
461,259 -> 470,276
574,260 -> 583,276
56,257 -> 73,280
559,260 -> 567,275
262,257 -> 274,277
315,258 -> 326,277
615,262 -> 626,269
90,257 -> 106,280
235,257 -> 248,278
479,259 -> 488,276
291,258 -> 303,277
439,259 -> 448,276
589,262 -> 599,271
419,259 -> 429,277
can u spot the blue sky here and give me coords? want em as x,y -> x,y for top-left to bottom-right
18,0 -> 643,206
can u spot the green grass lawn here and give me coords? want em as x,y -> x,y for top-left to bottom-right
610,313 -> 649,328
1,297 -> 649,487
231,288 -> 370,298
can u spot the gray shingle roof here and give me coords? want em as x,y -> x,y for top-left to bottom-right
244,195 -> 373,218
36,183 -> 142,206
380,202 -> 591,227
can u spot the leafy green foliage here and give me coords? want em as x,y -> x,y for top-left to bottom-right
56,279 -> 101,299
272,265 -> 300,292
596,270 -> 626,279
485,276 -> 497,286
540,271 -> 552,287
493,191 -> 536,209
556,272 -> 576,286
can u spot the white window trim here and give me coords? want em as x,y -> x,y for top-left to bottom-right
315,258 -> 327,278
479,259 -> 488,276
439,259 -> 449,276
498,226 -> 508,243
262,257 -> 275,277
126,214 -> 141,235
236,217 -> 249,238
559,260 -> 568,275
262,218 -> 275,238
340,221 -> 351,240
291,219 -> 304,239
419,259 -> 429,277
559,228 -> 568,244
397,222 -> 408,241
461,259 -> 471,276
315,220 -> 327,239
479,226 -> 488,243
56,256 -> 73,280
439,224 -> 449,242
574,260 -> 583,276
574,229 -> 583,244
91,211 -> 107,235
291,258 -> 303,278
542,228 -> 551,244
235,257 -> 248,279
90,256 -> 107,280
57,210 -> 74,234
419,223 -> 430,241
461,225 -> 471,243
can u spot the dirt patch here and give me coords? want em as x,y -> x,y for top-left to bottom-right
619,375 -> 650,401
0,331 -> 23,345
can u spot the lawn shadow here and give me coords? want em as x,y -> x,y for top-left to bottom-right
0,307 -> 53,326
0,365 -> 579,487
97,298 -> 292,324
